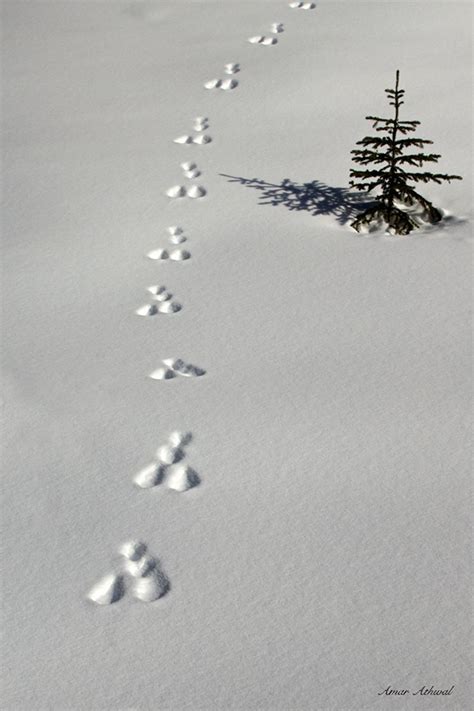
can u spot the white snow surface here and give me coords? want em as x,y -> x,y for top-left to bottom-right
2,0 -> 472,709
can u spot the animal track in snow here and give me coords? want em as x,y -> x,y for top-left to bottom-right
120,542 -> 170,601
204,64 -> 240,91
186,184 -> 207,198
170,248 -> 191,259
120,540 -> 147,561
134,432 -> 201,492
193,116 -> 209,130
224,63 -> 240,74
174,117 -> 212,145
248,35 -> 278,46
166,465 -> 200,492
289,1 -> 316,9
87,541 -> 169,605
180,161 -> 201,179
148,285 -> 172,300
174,133 -> 212,145
135,303 -> 159,317
248,24 -> 283,45
132,566 -> 169,601
147,246 -> 191,260
87,573 -> 125,605
165,185 -> 185,198
204,77 -> 239,91
147,227 -> 191,261
165,170 -> 207,200
167,225 -> 187,244
165,185 -> 207,199
149,358 -> 206,381
163,358 -> 206,377
133,462 -> 167,488
135,285 -> 182,316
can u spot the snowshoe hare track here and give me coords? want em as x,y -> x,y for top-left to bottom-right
136,285 -> 182,316
248,36 -> 278,46
204,78 -> 239,91
87,542 -> 170,605
204,65 -> 240,91
289,1 -> 316,9
174,117 -> 213,145
146,247 -> 191,260
147,228 -> 192,261
224,63 -> 240,74
149,359 -> 206,381
165,184 -> 207,199
134,432 -> 201,493
248,25 -> 283,45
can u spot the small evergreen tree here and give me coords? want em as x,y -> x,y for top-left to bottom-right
349,70 -> 462,235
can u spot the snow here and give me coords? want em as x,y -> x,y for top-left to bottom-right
2,0 -> 471,709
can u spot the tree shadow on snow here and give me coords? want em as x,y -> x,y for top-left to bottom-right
220,174 -> 376,226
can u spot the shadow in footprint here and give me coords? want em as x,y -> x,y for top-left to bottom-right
220,174 -> 375,226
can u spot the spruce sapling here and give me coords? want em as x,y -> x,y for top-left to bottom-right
349,70 -> 462,235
